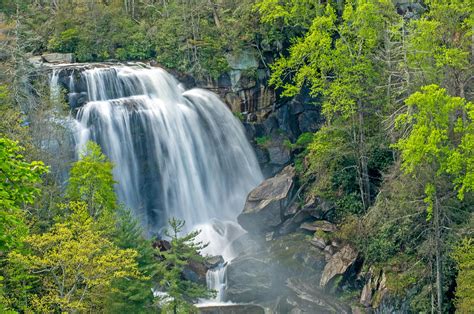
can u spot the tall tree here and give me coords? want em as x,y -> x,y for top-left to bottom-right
157,218 -> 214,313
394,85 -> 473,312
66,141 -> 116,223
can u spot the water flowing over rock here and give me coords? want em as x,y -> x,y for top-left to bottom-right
238,166 -> 295,233
52,64 -> 263,303
68,66 -> 263,233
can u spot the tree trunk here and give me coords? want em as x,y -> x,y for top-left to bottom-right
434,195 -> 442,313
357,106 -> 370,210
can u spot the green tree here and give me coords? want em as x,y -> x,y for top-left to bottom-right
264,0 -> 398,210
452,238 -> 474,313
66,141 -> 116,222
7,201 -> 141,313
157,218 -> 214,313
105,207 -> 158,313
394,85 -> 473,312
0,137 -> 47,252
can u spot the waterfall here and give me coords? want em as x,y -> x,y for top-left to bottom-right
56,65 -> 262,302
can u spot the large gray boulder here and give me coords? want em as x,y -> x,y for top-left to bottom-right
238,166 -> 295,233
320,245 -> 358,288
42,53 -> 75,63
225,256 -> 273,303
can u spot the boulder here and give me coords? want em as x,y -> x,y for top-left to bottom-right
300,220 -> 337,233
320,245 -> 358,288
42,53 -> 75,63
286,277 -> 352,313
206,255 -> 224,269
225,256 -> 273,303
198,304 -> 265,314
238,166 -> 295,233
360,267 -> 388,308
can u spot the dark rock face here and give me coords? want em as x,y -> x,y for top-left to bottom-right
197,304 -> 265,314
225,256 -> 274,303
238,166 -> 295,234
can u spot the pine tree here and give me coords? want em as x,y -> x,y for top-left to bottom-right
105,207 -> 158,313
157,218 -> 214,314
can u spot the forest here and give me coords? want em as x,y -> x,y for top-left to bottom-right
0,0 -> 473,313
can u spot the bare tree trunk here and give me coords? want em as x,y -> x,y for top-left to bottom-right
357,105 -> 370,211
434,194 -> 442,314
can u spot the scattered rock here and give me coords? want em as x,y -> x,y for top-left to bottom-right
300,220 -> 337,233
310,236 -> 328,250
205,255 -> 224,269
42,53 -> 75,63
238,166 -> 295,233
360,267 -> 388,308
320,245 -> 358,288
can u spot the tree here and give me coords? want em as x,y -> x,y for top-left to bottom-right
66,141 -> 116,222
394,85 -> 473,313
157,218 -> 214,313
0,137 -> 47,252
105,207 -> 158,313
262,0 -> 399,210
452,238 -> 474,313
7,201 -> 140,312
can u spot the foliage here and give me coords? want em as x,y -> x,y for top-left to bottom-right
106,207 -> 157,313
452,238 -> 474,313
66,141 -> 116,222
0,137 -> 47,252
255,135 -> 271,147
7,201 -> 140,312
157,218 -> 214,313
393,85 -> 473,215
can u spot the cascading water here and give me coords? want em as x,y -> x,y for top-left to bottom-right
54,65 -> 263,302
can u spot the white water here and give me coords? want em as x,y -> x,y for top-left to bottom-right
52,65 -> 263,302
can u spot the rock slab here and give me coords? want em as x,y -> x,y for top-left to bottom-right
238,166 -> 295,233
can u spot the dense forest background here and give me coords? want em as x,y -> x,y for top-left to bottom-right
0,0 -> 473,313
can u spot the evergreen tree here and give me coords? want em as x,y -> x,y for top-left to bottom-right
105,207 -> 158,313
157,218 -> 214,313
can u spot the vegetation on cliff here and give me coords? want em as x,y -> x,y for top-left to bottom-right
0,0 -> 473,313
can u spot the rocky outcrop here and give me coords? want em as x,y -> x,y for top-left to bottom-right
320,245 -> 359,288
197,304 -> 265,314
238,166 -> 295,233
360,267 -> 388,308
42,53 -> 75,63
225,256 -> 274,303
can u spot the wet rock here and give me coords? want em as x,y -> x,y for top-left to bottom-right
320,245 -> 358,288
225,256 -> 273,303
68,92 -> 88,109
205,255 -> 224,269
197,304 -> 265,314
183,259 -> 208,285
286,277 -> 352,313
238,166 -> 295,233
42,53 -> 75,63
